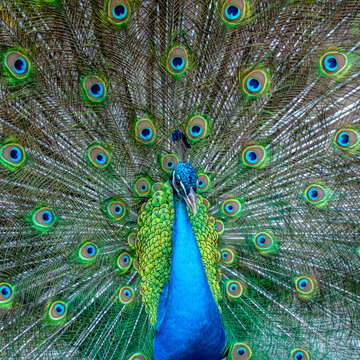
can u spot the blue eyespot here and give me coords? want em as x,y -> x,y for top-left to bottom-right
115,205 -> 123,215
338,131 -> 350,146
225,5 -> 241,20
222,252 -> 228,259
42,210 -> 53,224
215,224 -> 218,230
246,78 -> 261,92
140,128 -> 153,140
9,146 -> 22,162
245,150 -> 258,164
225,204 -> 234,212
1,285 -> 11,298
141,185 -> 148,192
237,347 -> 246,356
96,153 -> 107,165
89,83 -> 104,98
170,56 -> 185,71
123,256 -> 129,264
124,289 -> 131,297
112,5 -> 127,19
13,57 -> 27,74
230,284 -> 237,291
299,279 -> 308,290
167,161 -> 174,169
190,125 -> 202,137
324,55 -> 338,72
257,235 -> 266,245
295,352 -> 304,360
55,304 -> 65,315
308,188 -> 318,201
86,245 -> 96,256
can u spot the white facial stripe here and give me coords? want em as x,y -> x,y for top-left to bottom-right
172,171 -> 180,194
180,180 -> 187,194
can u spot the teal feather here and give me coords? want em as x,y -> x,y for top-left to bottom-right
1,0 -> 360,359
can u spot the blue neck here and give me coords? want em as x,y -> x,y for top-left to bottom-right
153,194 -> 226,360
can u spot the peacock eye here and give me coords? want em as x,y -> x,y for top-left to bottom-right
86,144 -> 110,168
82,76 -> 107,103
127,233 -> 137,249
79,242 -> 98,261
221,0 -> 246,25
291,349 -> 309,360
5,51 -> 30,79
117,252 -> 132,273
185,115 -> 209,142
134,178 -> 151,197
295,276 -> 316,297
304,184 -> 328,206
242,145 -> 268,167
167,46 -> 189,76
107,200 -> 126,220
32,207 -> 56,231
0,283 -> 14,304
320,51 -> 348,76
222,199 -> 242,217
49,301 -> 67,321
232,343 -> 252,360
214,219 -> 224,234
0,143 -> 26,168
119,286 -> 134,304
135,118 -> 156,145
196,173 -> 210,193
226,280 -> 244,299
161,154 -> 179,174
253,231 -> 276,254
242,70 -> 268,96
334,128 -> 360,151
221,248 -> 235,266
107,0 -> 131,24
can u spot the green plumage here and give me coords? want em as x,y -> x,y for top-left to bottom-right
0,0 -> 360,359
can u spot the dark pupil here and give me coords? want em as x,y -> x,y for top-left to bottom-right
115,206 -> 120,213
199,181 -> 203,186
1,288 -> 9,296
250,78 -> 260,88
260,237 -> 265,244
228,205 -> 233,211
43,213 -> 50,221
141,128 -> 150,137
91,84 -> 101,95
87,247 -> 93,254
249,151 -> 257,161
97,154 -> 103,161
141,185 -> 147,191
114,5 -> 125,16
300,281 -> 307,288
223,253 -> 228,258
237,349 -> 245,355
311,190 -> 318,198
14,59 -> 24,70
231,286 -> 236,291
228,5 -> 239,16
296,354 -> 303,360
192,125 -> 201,134
124,257 -> 128,263
173,57 -> 183,67
328,57 -> 337,68
341,134 -> 349,144
10,149 -> 19,159
167,162 -> 173,168
56,306 -> 62,313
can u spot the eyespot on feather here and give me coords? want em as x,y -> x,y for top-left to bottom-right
304,183 -> 329,207
160,153 -> 179,174
291,349 -> 310,360
167,46 -> 189,76
134,177 -> 151,197
320,51 -> 348,76
197,173 -> 210,193
221,0 -> 246,25
0,142 -> 26,168
4,51 -> 30,79
79,242 -> 98,261
232,343 -> 252,360
295,276 -> 316,298
214,219 -> 225,235
107,0 -> 131,25
242,69 -> 268,97
32,207 -> 56,231
49,301 -> 67,321
119,286 -> 134,304
0,283 -> 14,304
221,199 -> 242,217
117,252 -> 132,273
242,145 -> 268,167
135,118 -> 156,145
185,115 -> 209,142
253,231 -> 276,254
106,200 -> 126,221
127,233 -> 136,249
334,128 -> 360,151
82,76 -> 106,103
86,144 -> 110,169
220,248 -> 236,266
226,280 -> 244,299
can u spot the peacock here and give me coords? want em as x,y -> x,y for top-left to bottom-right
1,0 -> 360,359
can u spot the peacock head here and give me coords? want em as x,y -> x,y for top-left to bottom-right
170,161 -> 198,216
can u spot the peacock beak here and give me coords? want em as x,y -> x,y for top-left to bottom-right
183,187 -> 197,217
